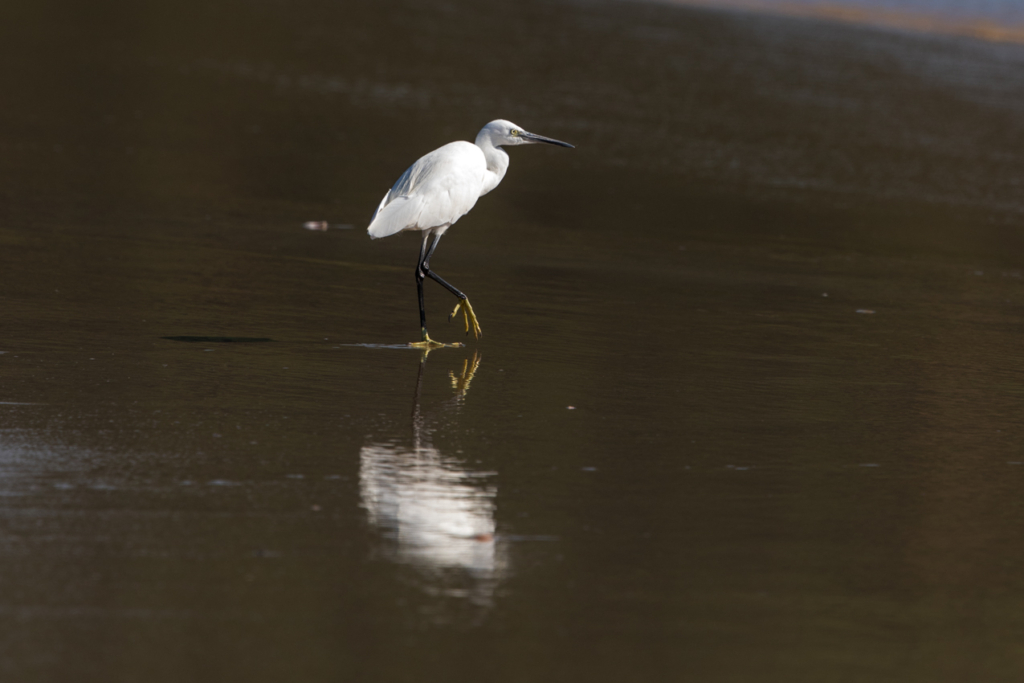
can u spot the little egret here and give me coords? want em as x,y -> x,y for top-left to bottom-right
367,119 -> 574,348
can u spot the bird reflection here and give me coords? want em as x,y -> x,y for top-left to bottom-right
359,352 -> 506,602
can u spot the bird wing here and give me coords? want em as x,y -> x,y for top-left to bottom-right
367,142 -> 486,239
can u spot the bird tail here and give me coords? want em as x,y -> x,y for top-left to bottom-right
366,190 -> 393,239
367,194 -> 427,239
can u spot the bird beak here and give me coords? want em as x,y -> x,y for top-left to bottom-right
521,131 -> 575,148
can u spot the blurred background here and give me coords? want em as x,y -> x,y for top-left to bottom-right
1,0 -> 1024,681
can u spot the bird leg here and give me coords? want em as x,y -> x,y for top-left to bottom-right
408,232 -> 464,349
428,272 -> 481,340
448,298 -> 482,339
413,232 -> 483,342
419,236 -> 482,339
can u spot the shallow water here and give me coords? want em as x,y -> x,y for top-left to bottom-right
2,0 -> 1024,680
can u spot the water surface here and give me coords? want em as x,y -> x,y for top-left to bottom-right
1,0 -> 1024,680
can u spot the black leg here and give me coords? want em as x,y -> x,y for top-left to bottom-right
412,231 -> 481,342
415,232 -> 430,336
421,233 -> 468,304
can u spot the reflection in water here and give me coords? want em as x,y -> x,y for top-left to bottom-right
360,442 -> 497,568
359,353 -> 507,601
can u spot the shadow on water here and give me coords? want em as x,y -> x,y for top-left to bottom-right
162,336 -> 274,343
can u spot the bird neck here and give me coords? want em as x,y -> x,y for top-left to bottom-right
474,137 -> 509,196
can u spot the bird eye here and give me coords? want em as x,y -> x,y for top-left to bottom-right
511,129 -> 519,136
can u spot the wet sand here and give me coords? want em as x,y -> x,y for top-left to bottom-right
665,0 -> 1024,43
2,0 -> 1024,681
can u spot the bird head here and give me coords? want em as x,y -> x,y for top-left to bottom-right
476,120 -> 574,149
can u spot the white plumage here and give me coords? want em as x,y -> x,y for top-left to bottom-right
366,119 -> 573,347
368,141 -> 494,239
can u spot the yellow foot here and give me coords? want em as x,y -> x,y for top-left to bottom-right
448,298 -> 483,339
408,330 -> 463,349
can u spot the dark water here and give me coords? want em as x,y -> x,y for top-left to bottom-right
2,0 -> 1024,680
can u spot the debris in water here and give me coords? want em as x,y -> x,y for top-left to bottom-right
304,222 -> 355,231
856,309 -> 876,314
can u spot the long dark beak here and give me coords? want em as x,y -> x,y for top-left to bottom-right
522,131 -> 575,148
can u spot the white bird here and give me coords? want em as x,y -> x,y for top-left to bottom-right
367,119 -> 574,348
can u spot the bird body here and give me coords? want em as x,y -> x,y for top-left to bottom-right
368,131 -> 512,239
367,120 -> 573,348
368,142 -> 493,239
